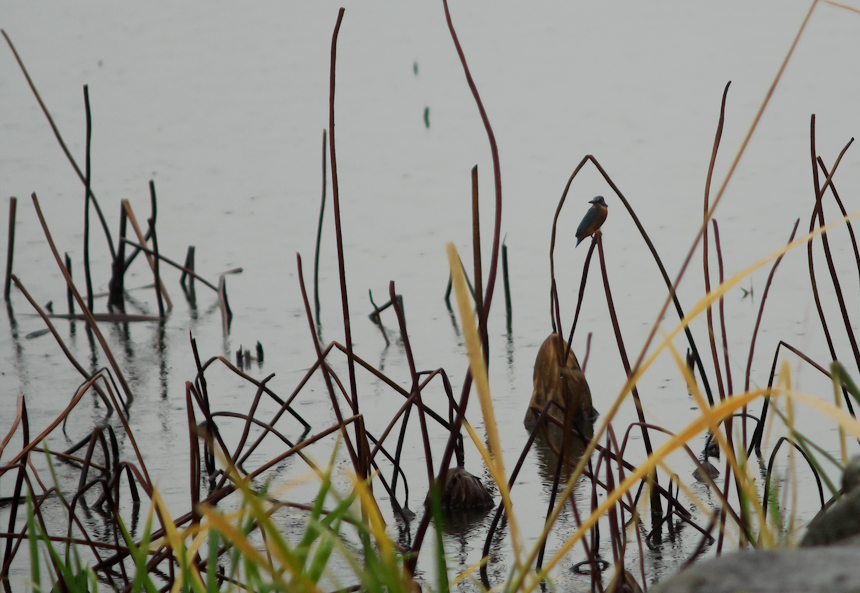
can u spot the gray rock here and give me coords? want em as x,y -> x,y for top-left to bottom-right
841,454 -> 860,494
801,482 -> 860,547
791,454 -> 860,547
651,547 -> 860,593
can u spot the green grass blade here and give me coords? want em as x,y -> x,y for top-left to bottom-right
207,530 -> 220,593
26,493 -> 40,591
429,481 -> 449,593
832,362 -> 860,406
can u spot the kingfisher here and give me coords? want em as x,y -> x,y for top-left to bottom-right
575,195 -> 608,247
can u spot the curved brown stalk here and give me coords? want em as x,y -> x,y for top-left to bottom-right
1,30 -> 116,261
741,219 -> 799,448
549,155 -> 715,406
228,341 -> 453,471
120,240 -> 218,291
750,341 -> 845,454
90,415 -> 363,576
408,0 -> 506,573
0,397 -> 23,460
31,193 -> 135,405
817,157 -> 860,291
390,281 -> 435,485
809,124 -> 859,370
596,233 -> 662,521
296,251 -> 360,474
713,221 -> 733,398
12,275 -> 92,379
703,82 -> 732,405
605,426 -> 646,587
195,354 -> 309,433
564,238 -> 597,362
762,436 -> 825,523
230,374 -> 276,472
805,122 -> 856,419
3,198 -> 14,302
83,85 -> 94,312
481,399 -> 554,589
326,9 -> 365,483
314,129 -> 327,329
712,218 -> 738,553
615,422 -> 739,530
559,9 -> 822,473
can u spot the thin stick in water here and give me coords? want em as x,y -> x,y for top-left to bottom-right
327,9 -> 364,481
596,232 -> 662,523
4,197 -> 16,301
502,238 -> 511,331
703,82 -> 731,405
148,180 -> 165,318
83,85 -> 94,313
122,198 -> 172,310
471,165 -> 488,362
64,253 -> 74,315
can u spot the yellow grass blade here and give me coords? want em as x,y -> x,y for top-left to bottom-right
657,461 -> 741,547
151,488 -> 205,593
665,334 -> 771,547
526,390 -> 763,593
445,243 -> 504,467
200,505 -> 298,591
461,418 -> 521,557
446,243 -> 523,566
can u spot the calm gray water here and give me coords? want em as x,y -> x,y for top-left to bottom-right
3,1 -> 860,589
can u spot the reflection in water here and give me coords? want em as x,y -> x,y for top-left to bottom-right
377,340 -> 388,375
129,502 -> 141,542
182,274 -> 197,312
109,319 -> 138,392
530,426 -> 592,486
394,516 -> 413,551
441,505 -> 494,570
85,324 -> 99,375
5,300 -> 28,391
445,301 -> 461,341
505,328 -> 515,381
155,322 -> 168,400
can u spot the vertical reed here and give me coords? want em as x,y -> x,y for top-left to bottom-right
3,197 -> 15,301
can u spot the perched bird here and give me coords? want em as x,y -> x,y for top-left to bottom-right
575,195 -> 608,246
